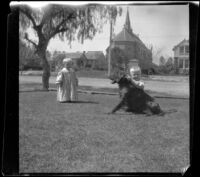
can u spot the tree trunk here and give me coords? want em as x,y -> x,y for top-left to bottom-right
42,60 -> 50,90
38,50 -> 50,91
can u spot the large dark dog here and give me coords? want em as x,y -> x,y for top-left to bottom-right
111,75 -> 165,116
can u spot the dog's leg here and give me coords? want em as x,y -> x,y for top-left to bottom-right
111,97 -> 126,113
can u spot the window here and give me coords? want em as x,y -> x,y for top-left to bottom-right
179,46 -> 184,55
119,45 -> 125,50
179,59 -> 184,68
174,57 -> 178,67
185,46 -> 189,54
185,59 -> 189,69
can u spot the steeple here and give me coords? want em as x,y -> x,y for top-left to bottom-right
124,7 -> 132,34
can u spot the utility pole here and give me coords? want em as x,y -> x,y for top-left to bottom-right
108,18 -> 113,77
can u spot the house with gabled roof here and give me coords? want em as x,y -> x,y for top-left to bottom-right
173,39 -> 189,74
56,51 -> 106,70
64,52 -> 87,69
84,51 -> 106,69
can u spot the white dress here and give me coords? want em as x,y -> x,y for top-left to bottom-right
56,68 -> 78,102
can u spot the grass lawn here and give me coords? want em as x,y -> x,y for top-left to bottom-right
19,91 -> 189,173
19,83 -> 118,93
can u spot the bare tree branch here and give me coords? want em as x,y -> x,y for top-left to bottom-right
48,18 -> 68,38
48,11 -> 76,39
50,27 -> 69,39
19,8 -> 37,29
40,10 -> 61,28
57,27 -> 69,33
24,33 -> 38,48
56,18 -> 68,30
39,5 -> 74,28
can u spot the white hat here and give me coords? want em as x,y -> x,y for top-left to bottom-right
63,58 -> 72,64
130,67 -> 141,74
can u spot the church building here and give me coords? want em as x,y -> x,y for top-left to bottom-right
107,8 -> 155,73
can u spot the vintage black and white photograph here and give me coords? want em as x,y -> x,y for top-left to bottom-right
11,1 -> 196,174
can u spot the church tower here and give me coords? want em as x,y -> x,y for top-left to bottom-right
107,6 -> 154,74
124,7 -> 133,34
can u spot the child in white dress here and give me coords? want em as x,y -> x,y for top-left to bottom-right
56,58 -> 78,102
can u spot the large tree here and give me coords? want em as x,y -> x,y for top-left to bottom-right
17,3 -> 122,90
159,56 -> 166,66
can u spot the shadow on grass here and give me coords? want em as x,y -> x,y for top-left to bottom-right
59,100 -> 99,104
105,109 -> 177,117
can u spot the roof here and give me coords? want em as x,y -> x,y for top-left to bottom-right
65,52 -> 84,59
111,7 -> 151,53
112,27 -> 141,43
112,27 -> 150,53
85,51 -> 105,60
173,39 -> 189,51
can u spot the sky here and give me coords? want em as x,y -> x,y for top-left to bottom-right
21,2 -> 189,65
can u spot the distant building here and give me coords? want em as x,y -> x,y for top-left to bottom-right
106,8 -> 154,73
65,52 -> 87,69
56,51 -> 106,70
84,51 -> 106,69
173,39 -> 189,74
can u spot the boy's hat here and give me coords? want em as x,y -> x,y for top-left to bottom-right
130,67 -> 141,74
63,58 -> 72,64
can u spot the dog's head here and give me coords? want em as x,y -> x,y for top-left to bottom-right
111,75 -> 133,89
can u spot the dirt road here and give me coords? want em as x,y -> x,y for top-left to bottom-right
19,76 -> 189,97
